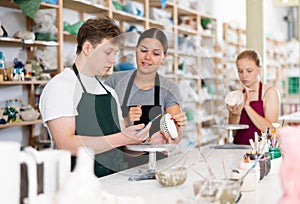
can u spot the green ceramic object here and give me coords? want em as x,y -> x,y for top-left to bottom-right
112,1 -> 124,11
185,111 -> 194,122
269,148 -> 281,160
3,106 -> 18,123
35,32 -> 57,41
201,18 -> 213,29
64,21 -> 85,36
14,0 -> 41,18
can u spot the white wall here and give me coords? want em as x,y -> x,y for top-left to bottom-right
264,0 -> 290,41
201,0 -> 288,42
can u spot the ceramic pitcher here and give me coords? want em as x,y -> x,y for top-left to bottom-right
24,147 -> 71,193
0,141 -> 37,204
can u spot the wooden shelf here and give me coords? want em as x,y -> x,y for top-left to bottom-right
0,0 -> 62,146
177,26 -> 198,36
0,120 -> 43,129
149,1 -> 175,9
63,0 -> 108,13
63,32 -> 77,42
113,10 -> 146,24
177,6 -> 198,17
0,37 -> 59,47
0,1 -> 59,10
0,80 -> 48,85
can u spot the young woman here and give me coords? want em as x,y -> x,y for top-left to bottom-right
39,16 -> 151,177
105,28 -> 187,167
227,49 -> 280,145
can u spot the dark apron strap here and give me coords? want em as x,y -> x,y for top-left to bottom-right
72,63 -> 87,93
122,71 -> 160,108
258,82 -> 263,101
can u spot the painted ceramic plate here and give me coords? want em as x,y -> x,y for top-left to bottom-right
160,113 -> 178,139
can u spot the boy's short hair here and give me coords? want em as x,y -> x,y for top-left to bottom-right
76,16 -> 123,54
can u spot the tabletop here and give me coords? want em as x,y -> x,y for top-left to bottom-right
99,145 -> 283,204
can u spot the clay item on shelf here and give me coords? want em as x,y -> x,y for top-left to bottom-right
20,111 -> 40,121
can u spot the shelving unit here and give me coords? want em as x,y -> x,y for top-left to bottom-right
215,22 -> 247,142
266,37 -> 300,115
221,22 -> 246,92
265,37 -> 285,92
0,0 -> 63,146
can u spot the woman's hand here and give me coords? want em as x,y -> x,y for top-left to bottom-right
172,112 -> 187,128
127,105 -> 142,124
121,122 -> 152,144
147,131 -> 167,143
227,103 -> 243,116
242,86 -> 255,107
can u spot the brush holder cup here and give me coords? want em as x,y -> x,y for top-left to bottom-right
246,153 -> 271,180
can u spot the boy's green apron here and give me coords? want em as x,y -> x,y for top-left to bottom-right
71,64 -> 127,177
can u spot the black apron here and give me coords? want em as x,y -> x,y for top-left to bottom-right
121,70 -> 162,135
71,64 -> 127,177
121,70 -> 165,168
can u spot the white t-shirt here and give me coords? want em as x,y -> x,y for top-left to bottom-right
39,68 -> 123,127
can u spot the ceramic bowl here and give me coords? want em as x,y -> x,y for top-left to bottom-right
193,179 -> 241,204
156,167 -> 187,187
20,111 -> 40,121
225,90 -> 244,106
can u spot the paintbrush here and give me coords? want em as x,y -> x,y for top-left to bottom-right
136,114 -> 162,136
150,114 -> 162,123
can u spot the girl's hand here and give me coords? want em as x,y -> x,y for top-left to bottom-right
227,103 -> 243,116
242,86 -> 256,106
147,131 -> 180,144
147,131 -> 167,143
128,105 -> 142,124
171,112 -> 187,128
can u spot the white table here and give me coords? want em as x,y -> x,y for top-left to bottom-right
99,145 -> 283,204
278,111 -> 300,124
